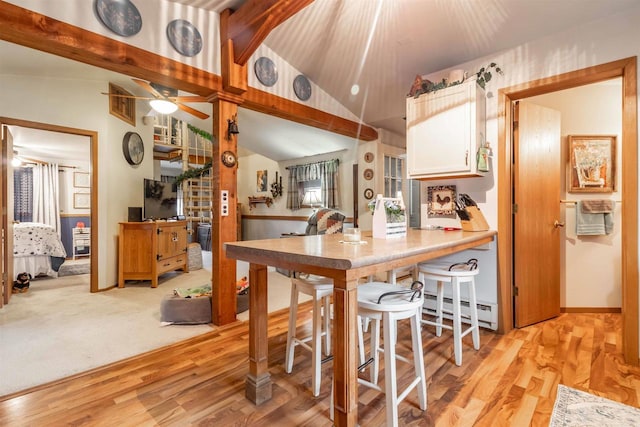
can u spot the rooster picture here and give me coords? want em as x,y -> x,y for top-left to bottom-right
428,185 -> 456,217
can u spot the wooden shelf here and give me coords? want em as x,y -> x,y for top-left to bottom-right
248,196 -> 273,210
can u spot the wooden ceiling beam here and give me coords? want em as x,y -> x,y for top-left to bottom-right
224,0 -> 314,66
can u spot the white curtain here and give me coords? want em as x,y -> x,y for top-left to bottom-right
33,163 -> 61,235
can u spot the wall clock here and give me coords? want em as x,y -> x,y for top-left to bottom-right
167,19 -> 202,57
122,131 -> 144,165
94,0 -> 142,37
293,74 -> 312,101
222,150 -> 237,168
254,57 -> 278,87
363,168 -> 374,180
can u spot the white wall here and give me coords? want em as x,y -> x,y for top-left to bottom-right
420,7 -> 640,315
0,74 -> 153,289
528,82 -> 622,308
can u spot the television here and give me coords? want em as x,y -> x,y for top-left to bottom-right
143,178 -> 178,220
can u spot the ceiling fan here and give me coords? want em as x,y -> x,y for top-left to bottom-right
104,78 -> 210,120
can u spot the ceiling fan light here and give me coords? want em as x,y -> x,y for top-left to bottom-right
149,99 -> 178,114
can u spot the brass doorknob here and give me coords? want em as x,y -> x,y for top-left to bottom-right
554,220 -> 565,228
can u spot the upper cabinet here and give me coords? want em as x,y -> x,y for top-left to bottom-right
406,78 -> 486,180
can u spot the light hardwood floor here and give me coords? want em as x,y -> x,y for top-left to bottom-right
1,308 -> 639,426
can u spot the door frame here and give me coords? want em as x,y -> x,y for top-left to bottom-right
0,117 -> 99,297
497,57 -> 638,364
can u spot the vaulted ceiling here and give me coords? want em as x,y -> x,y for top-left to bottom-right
2,0 -> 639,162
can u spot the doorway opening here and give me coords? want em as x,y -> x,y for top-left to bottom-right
1,117 -> 98,305
496,57 -> 638,364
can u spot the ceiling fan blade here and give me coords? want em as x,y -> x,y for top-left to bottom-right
176,102 -> 210,120
100,92 -> 154,100
171,95 -> 208,103
132,78 -> 164,99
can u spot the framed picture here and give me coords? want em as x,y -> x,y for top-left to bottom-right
568,135 -> 616,193
108,83 -> 135,126
74,172 -> 90,188
256,170 -> 268,192
74,193 -> 91,209
427,185 -> 457,218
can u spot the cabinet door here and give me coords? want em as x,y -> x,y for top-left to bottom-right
406,82 -> 478,177
157,223 -> 187,259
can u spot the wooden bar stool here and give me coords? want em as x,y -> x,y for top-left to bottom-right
285,276 -> 333,397
418,259 -> 481,366
331,281 -> 427,427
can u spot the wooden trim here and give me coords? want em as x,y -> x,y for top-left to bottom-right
561,307 -> 622,313
497,57 -> 638,365
243,87 -> 378,141
0,2 -> 376,142
0,117 -> 99,294
224,0 -> 313,66
242,214 -> 354,223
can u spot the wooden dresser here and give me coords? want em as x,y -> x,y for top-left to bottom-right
118,221 -> 189,288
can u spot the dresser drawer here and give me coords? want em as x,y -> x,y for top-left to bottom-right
157,254 -> 187,275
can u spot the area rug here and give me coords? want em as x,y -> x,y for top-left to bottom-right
550,384 -> 640,426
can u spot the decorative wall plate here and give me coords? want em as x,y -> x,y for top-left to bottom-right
364,152 -> 375,163
222,150 -> 237,168
122,132 -> 144,165
94,0 -> 142,37
364,188 -> 374,200
363,168 -> 374,180
254,57 -> 278,87
167,19 -> 202,57
293,74 -> 312,101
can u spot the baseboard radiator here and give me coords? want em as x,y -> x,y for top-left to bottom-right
422,292 -> 498,331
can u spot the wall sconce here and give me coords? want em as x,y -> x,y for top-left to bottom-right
226,113 -> 239,140
270,171 -> 283,199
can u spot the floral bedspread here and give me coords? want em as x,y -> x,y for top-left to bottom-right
13,222 -> 67,258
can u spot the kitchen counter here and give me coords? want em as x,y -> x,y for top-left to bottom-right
224,228 -> 496,426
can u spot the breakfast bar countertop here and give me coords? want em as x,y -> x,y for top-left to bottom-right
224,228 -> 497,427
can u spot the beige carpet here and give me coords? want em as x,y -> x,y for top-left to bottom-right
0,255 -> 299,398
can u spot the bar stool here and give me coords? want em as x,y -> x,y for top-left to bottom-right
285,276 -> 333,397
418,258 -> 481,366
331,281 -> 427,427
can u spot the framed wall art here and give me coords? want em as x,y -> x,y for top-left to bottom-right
256,170 -> 268,192
568,135 -> 616,193
74,172 -> 90,188
427,185 -> 456,218
74,193 -> 91,209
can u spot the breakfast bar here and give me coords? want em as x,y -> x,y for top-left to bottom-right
224,228 -> 496,426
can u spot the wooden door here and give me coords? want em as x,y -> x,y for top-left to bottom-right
513,101 -> 562,327
1,124 -> 15,305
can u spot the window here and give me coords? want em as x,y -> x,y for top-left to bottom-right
384,155 -> 403,198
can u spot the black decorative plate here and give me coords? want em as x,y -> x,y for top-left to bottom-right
293,74 -> 312,101
167,19 -> 203,57
255,57 -> 278,87
94,0 -> 142,37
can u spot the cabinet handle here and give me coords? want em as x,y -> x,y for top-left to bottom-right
465,150 -> 469,166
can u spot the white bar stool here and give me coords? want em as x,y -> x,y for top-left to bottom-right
418,259 -> 481,366
285,276 -> 333,397
331,281 -> 427,427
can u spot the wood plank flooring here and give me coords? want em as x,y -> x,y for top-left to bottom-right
1,308 -> 639,426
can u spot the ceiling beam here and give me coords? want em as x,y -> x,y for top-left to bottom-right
0,1 -> 377,141
224,0 -> 314,66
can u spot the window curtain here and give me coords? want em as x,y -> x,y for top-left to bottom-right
14,167 -> 33,222
33,163 -> 61,234
286,159 -> 340,210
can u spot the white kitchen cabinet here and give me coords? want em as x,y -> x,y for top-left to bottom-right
406,78 -> 486,179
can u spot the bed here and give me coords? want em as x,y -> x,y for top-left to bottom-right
13,222 -> 67,278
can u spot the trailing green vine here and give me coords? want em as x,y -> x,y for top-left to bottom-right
173,161 -> 212,185
187,123 -> 213,141
172,124 -> 214,185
